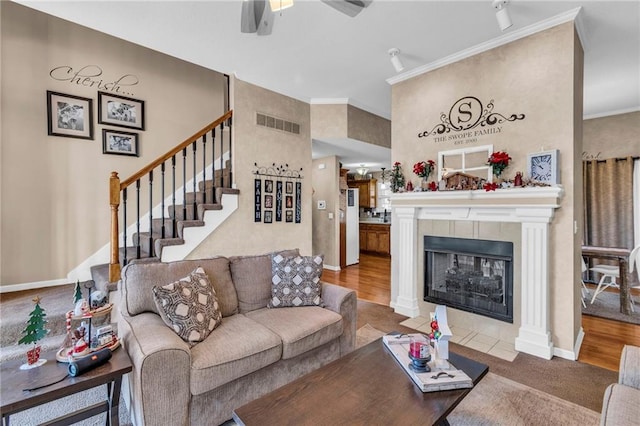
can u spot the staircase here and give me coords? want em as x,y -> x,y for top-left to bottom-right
1,111 -> 238,363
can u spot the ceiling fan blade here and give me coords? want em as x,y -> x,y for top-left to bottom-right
241,0 -> 274,35
321,0 -> 371,17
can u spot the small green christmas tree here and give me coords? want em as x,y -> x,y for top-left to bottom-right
73,280 -> 83,304
18,296 -> 49,346
390,161 -> 406,193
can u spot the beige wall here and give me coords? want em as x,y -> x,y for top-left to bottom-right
391,22 -> 583,353
0,2 -> 226,287
347,105 -> 391,148
583,111 -> 640,160
310,104 -> 348,139
311,156 -> 340,268
190,79 -> 312,258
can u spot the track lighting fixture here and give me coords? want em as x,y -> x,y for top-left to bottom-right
388,48 -> 404,73
492,0 -> 513,32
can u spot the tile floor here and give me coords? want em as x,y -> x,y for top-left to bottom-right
399,316 -> 519,362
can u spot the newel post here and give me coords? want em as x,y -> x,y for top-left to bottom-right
109,172 -> 121,283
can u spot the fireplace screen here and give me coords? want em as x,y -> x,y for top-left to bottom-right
424,236 -> 513,323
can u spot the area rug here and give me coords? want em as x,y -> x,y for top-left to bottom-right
449,372 -> 600,425
582,290 -> 640,325
356,323 -> 386,348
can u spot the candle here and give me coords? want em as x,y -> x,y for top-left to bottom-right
409,339 -> 429,358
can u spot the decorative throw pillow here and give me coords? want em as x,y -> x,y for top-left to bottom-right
269,254 -> 324,308
152,267 -> 222,344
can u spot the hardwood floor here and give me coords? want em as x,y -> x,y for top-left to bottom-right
322,253 -> 640,371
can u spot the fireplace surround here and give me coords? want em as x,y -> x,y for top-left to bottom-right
390,186 -> 564,360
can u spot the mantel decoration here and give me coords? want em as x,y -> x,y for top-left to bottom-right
413,160 -> 436,188
18,296 -> 49,369
487,151 -> 512,179
253,162 -> 303,224
390,161 -> 406,193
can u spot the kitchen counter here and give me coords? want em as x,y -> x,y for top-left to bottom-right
359,218 -> 391,225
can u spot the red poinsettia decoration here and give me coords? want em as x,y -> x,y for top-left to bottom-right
427,181 -> 438,191
412,160 -> 436,179
483,182 -> 499,192
487,151 -> 512,177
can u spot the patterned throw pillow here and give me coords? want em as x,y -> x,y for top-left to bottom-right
152,267 -> 222,344
269,254 -> 324,308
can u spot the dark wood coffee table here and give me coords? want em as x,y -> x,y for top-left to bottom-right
1,348 -> 132,426
233,338 -> 488,425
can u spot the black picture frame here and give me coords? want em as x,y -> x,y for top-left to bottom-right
102,129 -> 139,157
265,180 -> 274,193
286,210 -> 293,223
264,210 -> 273,223
47,91 -> 94,140
98,92 -> 145,130
265,194 -> 273,209
286,181 -> 293,194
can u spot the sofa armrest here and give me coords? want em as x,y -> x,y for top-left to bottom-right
619,345 -> 640,389
120,313 -> 191,426
600,384 -> 640,426
322,282 -> 357,356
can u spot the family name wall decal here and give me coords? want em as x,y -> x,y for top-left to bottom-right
417,96 -> 526,145
49,65 -> 140,97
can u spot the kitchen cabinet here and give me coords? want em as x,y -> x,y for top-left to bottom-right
347,179 -> 377,209
359,223 -> 390,256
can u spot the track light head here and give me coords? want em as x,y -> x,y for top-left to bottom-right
492,0 -> 513,31
388,48 -> 404,73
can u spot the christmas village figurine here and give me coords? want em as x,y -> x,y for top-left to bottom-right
18,296 -> 49,369
57,280 -> 119,363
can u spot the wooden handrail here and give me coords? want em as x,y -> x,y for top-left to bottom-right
109,110 -> 233,283
120,110 -> 233,189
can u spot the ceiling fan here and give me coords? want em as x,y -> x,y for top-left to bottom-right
241,0 -> 371,36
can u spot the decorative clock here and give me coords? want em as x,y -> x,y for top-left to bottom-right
527,150 -> 559,184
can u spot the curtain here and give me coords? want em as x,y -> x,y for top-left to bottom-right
583,157 -> 636,276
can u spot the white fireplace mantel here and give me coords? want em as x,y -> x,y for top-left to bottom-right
390,186 -> 564,360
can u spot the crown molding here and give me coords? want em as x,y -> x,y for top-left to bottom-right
387,7 -> 584,86
310,98 -> 350,105
584,106 -> 640,120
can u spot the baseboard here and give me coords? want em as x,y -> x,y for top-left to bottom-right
0,278 -> 70,293
323,264 -> 341,271
553,327 -> 585,361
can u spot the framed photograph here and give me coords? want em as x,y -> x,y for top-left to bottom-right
527,149 -> 559,184
264,210 -> 273,223
286,210 -> 293,223
286,181 -> 293,194
264,194 -> 273,209
286,195 -> 293,209
103,129 -> 139,156
265,180 -> 274,193
98,92 -> 145,130
47,91 -> 93,139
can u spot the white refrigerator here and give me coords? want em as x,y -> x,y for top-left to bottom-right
346,188 -> 359,265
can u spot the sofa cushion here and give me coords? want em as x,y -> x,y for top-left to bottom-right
246,306 -> 343,359
269,254 -> 324,308
121,257 -> 238,317
152,267 -> 222,344
229,249 -> 299,313
189,314 -> 282,395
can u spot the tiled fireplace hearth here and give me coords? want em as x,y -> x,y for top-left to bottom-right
390,187 -> 564,360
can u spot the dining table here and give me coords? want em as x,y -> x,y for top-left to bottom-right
582,245 -> 632,315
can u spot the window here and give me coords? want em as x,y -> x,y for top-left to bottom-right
438,144 -> 493,181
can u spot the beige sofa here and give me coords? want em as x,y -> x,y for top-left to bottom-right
600,345 -> 640,425
118,251 -> 357,426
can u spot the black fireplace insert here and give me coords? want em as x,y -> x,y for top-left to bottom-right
424,236 -> 513,323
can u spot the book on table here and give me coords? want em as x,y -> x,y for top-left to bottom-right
382,333 -> 473,393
